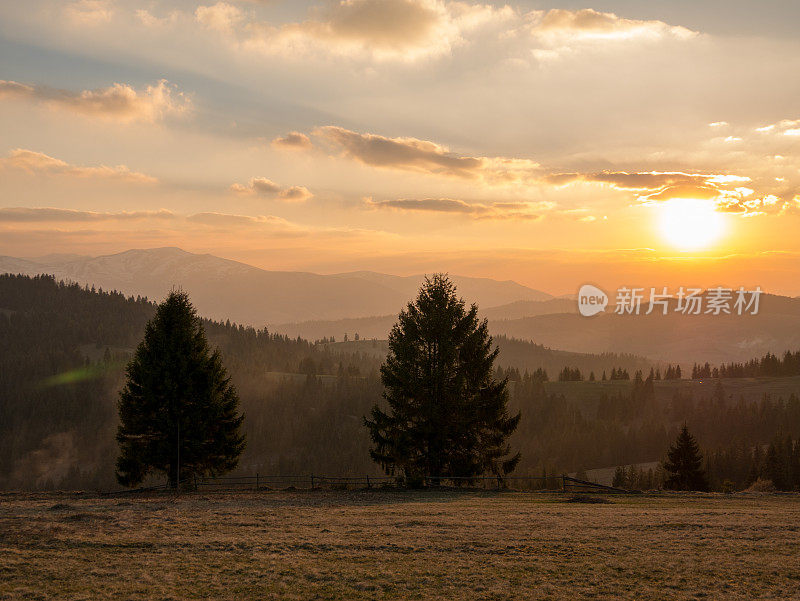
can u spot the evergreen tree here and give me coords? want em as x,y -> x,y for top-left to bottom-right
364,274 -> 520,485
116,291 -> 245,488
663,425 -> 708,491
612,465 -> 626,488
762,438 -> 788,490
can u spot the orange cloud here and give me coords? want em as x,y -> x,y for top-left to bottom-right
272,132 -> 313,150
315,126 -> 540,183
0,149 -> 157,183
230,177 -> 313,202
0,207 -> 174,222
0,79 -> 191,123
530,8 -> 695,40
64,0 -> 112,25
365,197 -> 543,220
196,0 -> 510,62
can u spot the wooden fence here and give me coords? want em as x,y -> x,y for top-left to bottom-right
107,474 -> 626,495
127,474 -> 619,492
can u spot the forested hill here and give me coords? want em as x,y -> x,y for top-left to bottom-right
5,274 -> 799,493
0,274 -> 381,490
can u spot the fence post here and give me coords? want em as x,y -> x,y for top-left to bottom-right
311,474 -> 315,489
366,475 -> 371,489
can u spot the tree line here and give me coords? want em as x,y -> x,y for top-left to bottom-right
692,351 -> 800,379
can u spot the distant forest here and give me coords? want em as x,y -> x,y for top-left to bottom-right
692,352 -> 800,379
2,274 -> 800,491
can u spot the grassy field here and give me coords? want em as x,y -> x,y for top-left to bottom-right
2,490 -> 799,600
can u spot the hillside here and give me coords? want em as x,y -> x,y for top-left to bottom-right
0,274 -> 381,490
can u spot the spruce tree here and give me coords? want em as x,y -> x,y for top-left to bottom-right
663,425 -> 708,491
116,291 -> 245,488
364,274 -> 520,485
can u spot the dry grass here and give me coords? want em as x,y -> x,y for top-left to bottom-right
1,489 -> 799,600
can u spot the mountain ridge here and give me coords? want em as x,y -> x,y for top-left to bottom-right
0,247 -> 551,326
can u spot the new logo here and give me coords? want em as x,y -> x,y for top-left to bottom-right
578,284 -> 608,317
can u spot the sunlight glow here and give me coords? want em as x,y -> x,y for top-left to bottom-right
658,198 -> 726,250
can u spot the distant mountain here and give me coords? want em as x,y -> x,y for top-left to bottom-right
273,298 -> 576,341
331,271 -> 551,307
482,298 -> 576,320
489,293 -> 800,365
0,247 -> 550,326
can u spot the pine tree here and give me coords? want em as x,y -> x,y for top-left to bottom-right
763,438 -> 788,490
612,465 -> 626,488
364,274 -> 520,485
663,425 -> 708,491
116,291 -> 245,488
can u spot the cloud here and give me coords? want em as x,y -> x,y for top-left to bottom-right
543,169 -> 799,215
135,9 -> 180,28
0,207 -> 175,222
0,79 -> 191,123
0,149 -> 157,183
548,170 -> 749,198
315,126 -> 540,183
195,2 -> 244,33
189,2 -> 696,64
716,194 -> 798,216
754,118 -> 800,136
196,0 -> 511,62
272,131 -> 313,150
640,184 -> 721,202
64,0 -> 112,25
529,8 -> 695,41
230,177 -> 313,202
186,212 -> 296,228
366,197 -> 542,220
521,8 -> 697,61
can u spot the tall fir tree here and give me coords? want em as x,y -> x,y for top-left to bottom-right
364,274 -> 520,485
663,425 -> 708,491
116,291 -> 245,488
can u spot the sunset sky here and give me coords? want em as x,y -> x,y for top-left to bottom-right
1,0 -> 799,295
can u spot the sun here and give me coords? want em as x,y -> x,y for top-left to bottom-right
658,197 -> 726,250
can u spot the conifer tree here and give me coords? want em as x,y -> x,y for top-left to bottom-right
663,425 -> 708,491
116,291 -> 245,488
364,274 -> 520,485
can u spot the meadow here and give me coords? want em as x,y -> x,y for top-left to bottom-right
2,490 -> 799,600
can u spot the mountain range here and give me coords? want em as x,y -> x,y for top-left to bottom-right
4,247 -> 800,365
0,247 -> 551,326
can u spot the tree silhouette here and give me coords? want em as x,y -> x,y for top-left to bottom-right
663,425 -> 708,491
116,291 -> 245,488
364,274 -> 520,485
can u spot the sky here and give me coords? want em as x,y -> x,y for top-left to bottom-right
1,0 -> 799,295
